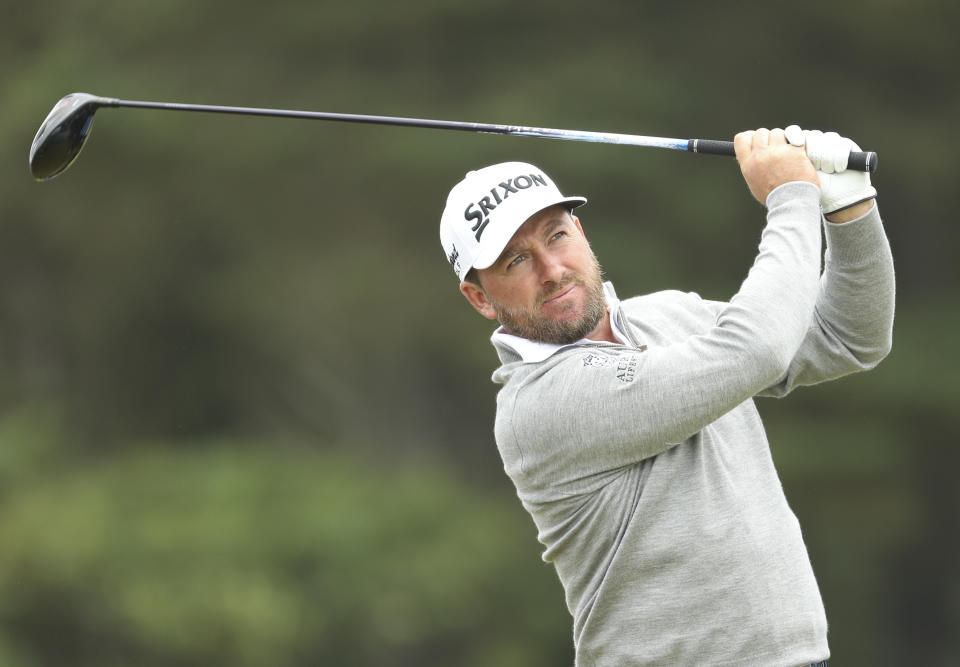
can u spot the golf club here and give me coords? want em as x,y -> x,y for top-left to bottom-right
29,92 -> 879,181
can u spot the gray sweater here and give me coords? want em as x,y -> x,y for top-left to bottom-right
490,182 -> 895,666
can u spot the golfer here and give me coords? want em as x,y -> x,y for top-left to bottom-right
439,127 -> 894,666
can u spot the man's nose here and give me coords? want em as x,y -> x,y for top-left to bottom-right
537,251 -> 565,284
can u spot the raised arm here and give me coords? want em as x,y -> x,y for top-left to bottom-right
496,129 -> 827,479
762,129 -> 894,395
761,203 -> 894,396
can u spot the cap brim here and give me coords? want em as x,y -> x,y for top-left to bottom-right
471,196 -> 587,271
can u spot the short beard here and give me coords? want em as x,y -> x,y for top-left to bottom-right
489,250 -> 606,345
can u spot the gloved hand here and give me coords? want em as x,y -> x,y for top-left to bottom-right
784,125 -> 877,216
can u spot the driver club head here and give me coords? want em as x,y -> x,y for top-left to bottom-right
29,92 -> 110,181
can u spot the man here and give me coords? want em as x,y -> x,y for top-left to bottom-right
439,127 -> 894,666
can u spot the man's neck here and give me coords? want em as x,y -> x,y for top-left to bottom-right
585,310 -> 618,344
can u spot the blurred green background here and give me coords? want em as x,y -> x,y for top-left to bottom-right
2,1 -> 958,665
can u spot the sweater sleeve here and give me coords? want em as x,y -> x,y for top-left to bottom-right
758,204 -> 895,396
495,182 -> 824,488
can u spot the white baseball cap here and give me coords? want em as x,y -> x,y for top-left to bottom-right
439,161 -> 587,281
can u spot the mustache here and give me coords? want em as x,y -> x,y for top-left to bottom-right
537,274 -> 585,306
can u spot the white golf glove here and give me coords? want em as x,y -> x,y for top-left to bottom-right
785,125 -> 877,215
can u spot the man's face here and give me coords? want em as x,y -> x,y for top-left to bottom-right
460,205 -> 606,345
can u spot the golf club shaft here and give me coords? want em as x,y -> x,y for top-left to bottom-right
105,98 -> 878,173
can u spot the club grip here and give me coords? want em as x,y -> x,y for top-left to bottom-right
688,139 -> 878,173
847,150 -> 878,173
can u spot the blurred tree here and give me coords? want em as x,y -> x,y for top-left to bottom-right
0,432 -> 572,666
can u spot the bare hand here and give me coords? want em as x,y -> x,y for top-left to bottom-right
734,128 -> 818,204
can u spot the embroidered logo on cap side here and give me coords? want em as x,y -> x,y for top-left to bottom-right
447,244 -> 461,275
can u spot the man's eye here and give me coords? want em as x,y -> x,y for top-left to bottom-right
508,255 -> 526,268
551,231 -> 567,241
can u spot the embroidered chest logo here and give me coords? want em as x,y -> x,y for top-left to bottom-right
583,352 -> 642,383
582,354 -> 613,368
616,355 -> 640,384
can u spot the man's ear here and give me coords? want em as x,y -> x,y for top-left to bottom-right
460,280 -> 498,320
